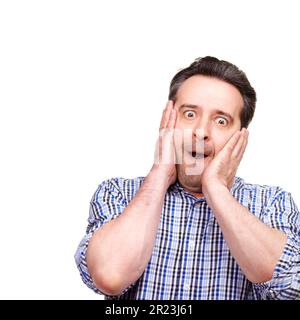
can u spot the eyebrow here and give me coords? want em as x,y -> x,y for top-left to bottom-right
178,104 -> 234,123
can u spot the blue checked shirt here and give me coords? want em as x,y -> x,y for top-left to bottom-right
75,176 -> 300,300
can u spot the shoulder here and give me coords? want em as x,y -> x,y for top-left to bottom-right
88,177 -> 146,221
233,176 -> 298,216
238,177 -> 300,235
97,176 -> 145,191
92,176 -> 146,202
235,176 -> 289,199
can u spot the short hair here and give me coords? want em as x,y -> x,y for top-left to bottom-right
168,56 -> 257,128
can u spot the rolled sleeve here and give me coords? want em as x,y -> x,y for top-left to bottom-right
253,190 -> 300,300
74,178 -> 135,297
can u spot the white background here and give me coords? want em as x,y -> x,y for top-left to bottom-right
0,0 -> 299,299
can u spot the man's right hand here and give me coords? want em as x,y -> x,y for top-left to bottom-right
87,101 -> 178,295
151,100 -> 177,187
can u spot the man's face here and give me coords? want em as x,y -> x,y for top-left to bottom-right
173,75 -> 244,194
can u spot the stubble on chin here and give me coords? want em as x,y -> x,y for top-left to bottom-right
176,164 -> 203,194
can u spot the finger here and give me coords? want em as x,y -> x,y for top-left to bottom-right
154,138 -> 160,164
236,129 -> 249,161
159,108 -> 167,130
167,108 -> 177,129
160,100 -> 173,129
155,134 -> 167,165
223,130 -> 242,155
231,128 -> 247,159
159,101 -> 171,129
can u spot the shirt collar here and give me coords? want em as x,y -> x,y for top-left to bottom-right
169,176 -> 244,199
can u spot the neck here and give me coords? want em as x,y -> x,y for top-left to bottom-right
177,180 -> 205,198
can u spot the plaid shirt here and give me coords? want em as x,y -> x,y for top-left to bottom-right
75,176 -> 300,300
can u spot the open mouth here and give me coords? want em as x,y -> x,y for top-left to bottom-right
191,151 -> 209,159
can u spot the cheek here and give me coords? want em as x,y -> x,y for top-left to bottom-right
212,134 -> 231,154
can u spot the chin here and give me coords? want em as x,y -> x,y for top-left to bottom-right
177,164 -> 203,192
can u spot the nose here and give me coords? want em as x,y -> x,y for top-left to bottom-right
193,117 -> 210,141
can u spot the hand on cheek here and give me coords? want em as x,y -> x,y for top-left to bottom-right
201,128 -> 249,192
152,100 -> 178,186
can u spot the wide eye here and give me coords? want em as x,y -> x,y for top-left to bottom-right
216,117 -> 228,126
183,110 -> 196,119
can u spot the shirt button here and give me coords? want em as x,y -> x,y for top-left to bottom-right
189,240 -> 195,249
184,283 -> 190,290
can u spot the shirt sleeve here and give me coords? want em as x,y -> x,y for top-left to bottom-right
253,189 -> 300,300
74,178 -> 136,297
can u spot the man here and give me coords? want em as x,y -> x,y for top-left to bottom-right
75,56 -> 300,300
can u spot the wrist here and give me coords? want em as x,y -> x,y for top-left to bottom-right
202,179 -> 229,199
147,165 -> 173,190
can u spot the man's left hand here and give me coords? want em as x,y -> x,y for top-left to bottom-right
201,128 -> 249,194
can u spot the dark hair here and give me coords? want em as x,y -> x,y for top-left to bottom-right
168,56 -> 257,128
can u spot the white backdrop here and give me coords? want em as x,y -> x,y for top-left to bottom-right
0,0 -> 299,299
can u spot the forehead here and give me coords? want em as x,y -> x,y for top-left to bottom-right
175,75 -> 243,117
